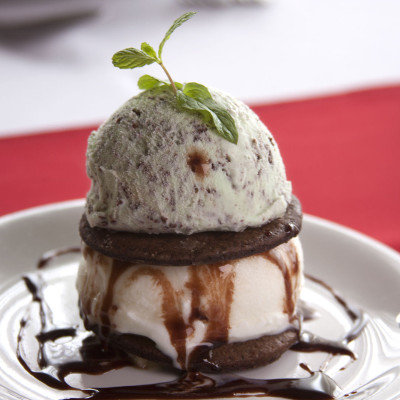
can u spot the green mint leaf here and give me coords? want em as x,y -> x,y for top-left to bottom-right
112,48 -> 156,69
176,90 -> 238,144
158,11 -> 197,60
174,81 -> 184,90
137,75 -> 183,91
138,75 -> 166,90
204,99 -> 239,144
140,42 -> 158,60
183,82 -> 212,101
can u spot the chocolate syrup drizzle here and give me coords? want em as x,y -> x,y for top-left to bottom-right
37,247 -> 81,269
16,248 -> 368,400
292,275 -> 369,359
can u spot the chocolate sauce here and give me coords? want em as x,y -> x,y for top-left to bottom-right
186,262 -> 235,368
15,248 -> 367,400
263,242 -> 298,317
291,274 -> 368,360
292,331 -> 356,359
64,370 -> 338,400
17,275 -> 132,394
305,275 -> 360,323
22,275 -> 49,368
37,247 -> 81,269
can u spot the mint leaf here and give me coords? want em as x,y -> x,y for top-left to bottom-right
158,11 -> 197,60
174,81 -> 184,90
112,48 -> 156,69
176,90 -> 238,144
183,82 -> 212,101
140,42 -> 158,60
112,12 -> 196,95
138,75 -> 183,91
204,100 -> 239,144
138,75 -> 166,90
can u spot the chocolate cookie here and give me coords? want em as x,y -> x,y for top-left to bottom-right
197,329 -> 299,372
79,195 -> 302,266
88,323 -> 299,372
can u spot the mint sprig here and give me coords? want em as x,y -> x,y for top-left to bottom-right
178,83 -> 238,144
112,12 -> 238,144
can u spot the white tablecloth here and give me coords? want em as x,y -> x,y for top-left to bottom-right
1,0 -> 399,137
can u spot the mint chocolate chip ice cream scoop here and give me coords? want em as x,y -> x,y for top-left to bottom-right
85,87 -> 292,235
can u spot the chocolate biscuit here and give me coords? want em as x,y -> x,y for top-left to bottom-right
79,195 -> 302,266
89,324 -> 298,372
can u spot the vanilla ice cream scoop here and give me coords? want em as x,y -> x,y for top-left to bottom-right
85,87 -> 292,234
77,237 -> 303,370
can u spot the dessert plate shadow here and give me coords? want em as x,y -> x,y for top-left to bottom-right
0,200 -> 399,400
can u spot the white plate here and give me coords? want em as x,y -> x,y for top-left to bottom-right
0,200 -> 399,400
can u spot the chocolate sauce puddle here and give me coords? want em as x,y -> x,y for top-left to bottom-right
16,249 -> 368,400
65,370 -> 339,400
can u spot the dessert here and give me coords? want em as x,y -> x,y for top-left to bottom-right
77,12 -> 304,372
12,12 -> 373,400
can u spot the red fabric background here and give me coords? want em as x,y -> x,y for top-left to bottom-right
1,85 -> 399,251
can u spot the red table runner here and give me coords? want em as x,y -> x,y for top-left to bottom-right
1,85 -> 399,251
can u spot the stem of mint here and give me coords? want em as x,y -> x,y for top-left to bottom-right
159,62 -> 177,95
